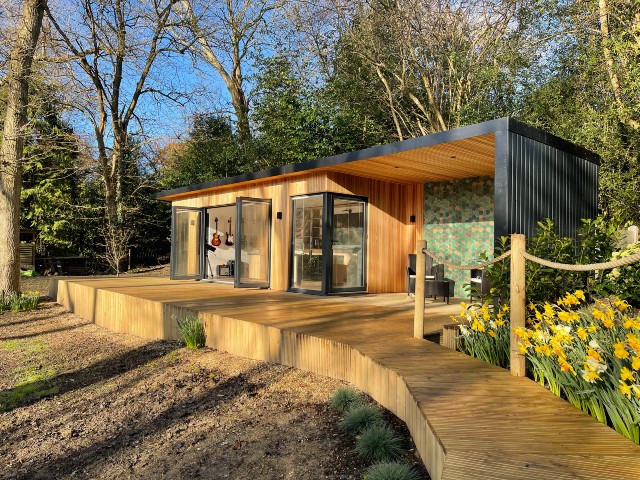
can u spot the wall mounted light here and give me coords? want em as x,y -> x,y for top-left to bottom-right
410,215 -> 416,223
276,211 -> 283,220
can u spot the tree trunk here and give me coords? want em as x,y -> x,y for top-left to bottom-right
0,0 -> 46,296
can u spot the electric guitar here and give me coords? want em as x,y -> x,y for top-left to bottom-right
225,217 -> 235,246
212,217 -> 222,246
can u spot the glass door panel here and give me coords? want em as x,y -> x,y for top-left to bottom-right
330,196 -> 366,292
290,195 -> 324,292
171,207 -> 204,279
235,198 -> 271,288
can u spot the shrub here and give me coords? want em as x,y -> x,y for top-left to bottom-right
364,462 -> 421,480
600,242 -> 640,307
356,423 -> 404,463
340,403 -> 384,434
176,316 -> 206,349
331,387 -> 362,413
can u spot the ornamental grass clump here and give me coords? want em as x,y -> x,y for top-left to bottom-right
330,387 -> 362,413
356,423 -> 403,463
176,316 -> 206,350
340,403 -> 384,435
454,301 -> 510,368
364,462 -> 421,480
516,291 -> 640,444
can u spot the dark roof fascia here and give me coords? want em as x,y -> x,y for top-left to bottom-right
150,117 -> 599,201
150,117 -> 508,201
507,118 -> 600,165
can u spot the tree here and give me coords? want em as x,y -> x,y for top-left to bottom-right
0,0 -> 46,296
252,56 -> 393,167
518,0 -> 640,223
176,0 -> 287,142
46,0 -> 181,274
299,0 -> 531,139
19,84 -> 82,255
155,113 -> 248,189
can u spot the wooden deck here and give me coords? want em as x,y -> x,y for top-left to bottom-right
51,277 -> 640,480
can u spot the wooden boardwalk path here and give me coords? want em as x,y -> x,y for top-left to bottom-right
52,278 -> 640,479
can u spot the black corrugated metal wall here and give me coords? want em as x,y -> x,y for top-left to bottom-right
494,130 -> 599,240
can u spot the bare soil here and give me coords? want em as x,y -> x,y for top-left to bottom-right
1,274 -> 428,480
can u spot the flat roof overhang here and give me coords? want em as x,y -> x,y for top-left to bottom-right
152,117 -> 599,202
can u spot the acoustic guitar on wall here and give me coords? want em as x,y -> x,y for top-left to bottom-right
212,217 -> 222,246
225,217 -> 235,246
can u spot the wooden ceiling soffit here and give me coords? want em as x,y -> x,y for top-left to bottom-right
328,133 -> 495,183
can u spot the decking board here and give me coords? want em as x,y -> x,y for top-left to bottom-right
50,277 -> 640,480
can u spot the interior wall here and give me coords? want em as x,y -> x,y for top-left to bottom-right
205,206 -> 235,280
423,177 -> 494,297
172,171 -> 423,293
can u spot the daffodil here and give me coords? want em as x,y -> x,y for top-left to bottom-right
581,369 -> 602,383
592,309 -> 605,321
620,367 -> 635,382
614,341 -> 630,360
576,327 -> 587,341
619,381 -> 632,397
489,330 -> 497,339
574,290 -> 585,301
614,298 -> 630,312
632,356 -> 640,371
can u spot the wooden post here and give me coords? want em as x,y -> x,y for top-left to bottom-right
510,234 -> 526,377
414,240 -> 427,339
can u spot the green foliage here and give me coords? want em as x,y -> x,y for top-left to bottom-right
252,56 -> 393,169
155,115 -> 251,190
356,423 -> 404,463
601,242 -> 640,306
364,462 -> 421,480
482,218 -> 621,313
340,403 -> 384,435
517,0 -> 640,224
330,387 -> 362,413
0,292 -> 39,313
176,316 -> 206,350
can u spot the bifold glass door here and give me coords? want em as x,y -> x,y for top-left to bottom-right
291,195 -> 325,292
290,193 -> 367,294
331,196 -> 366,292
235,197 -> 271,288
171,207 -> 204,279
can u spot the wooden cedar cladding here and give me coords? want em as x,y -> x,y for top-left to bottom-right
172,171 -> 424,293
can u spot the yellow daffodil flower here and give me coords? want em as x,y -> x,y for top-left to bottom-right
576,327 -> 587,341
619,381 -> 632,397
574,290 -> 585,301
620,367 -> 635,382
614,341 -> 630,359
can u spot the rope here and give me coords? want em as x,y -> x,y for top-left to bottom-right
421,248 -> 511,270
521,250 -> 640,271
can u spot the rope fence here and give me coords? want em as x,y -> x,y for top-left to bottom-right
421,248 -> 511,270
421,248 -> 640,272
521,250 -> 640,271
414,234 -> 640,378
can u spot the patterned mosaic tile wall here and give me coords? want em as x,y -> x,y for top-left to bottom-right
423,177 -> 495,297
